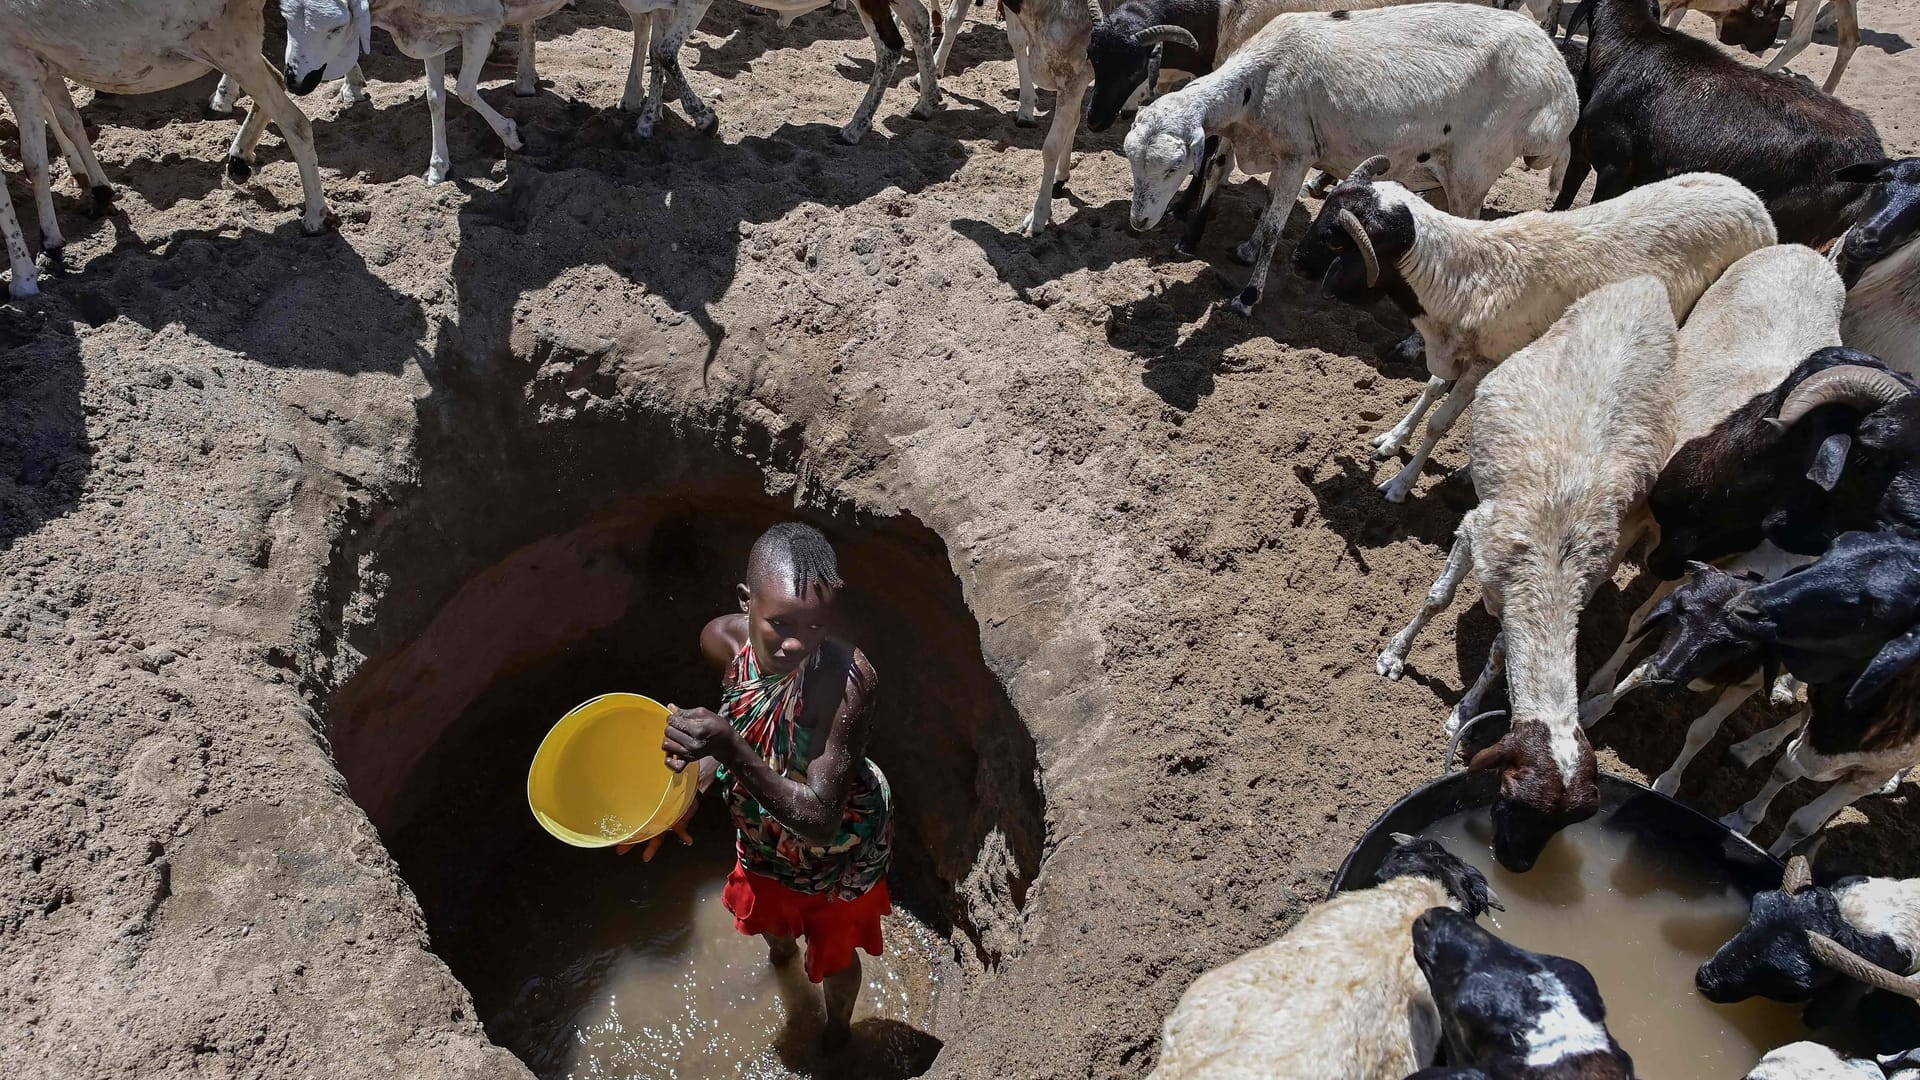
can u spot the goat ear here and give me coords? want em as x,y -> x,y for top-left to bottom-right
1638,589 -> 1685,638
1467,738 -> 1513,772
1806,432 -> 1853,491
1848,626 -> 1920,711
1835,159 -> 1893,184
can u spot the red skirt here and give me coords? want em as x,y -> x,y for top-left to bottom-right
722,861 -> 890,982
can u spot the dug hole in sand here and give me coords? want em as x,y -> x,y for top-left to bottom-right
0,2 -> 1916,1077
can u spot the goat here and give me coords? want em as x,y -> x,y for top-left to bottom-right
1746,1042 -> 1887,1080
1413,907 -> 1634,1079
623,0 -> 939,146
1378,277 -> 1679,871
997,0 -> 1110,235
0,0 -> 335,295
1711,531 -> 1920,853
1146,834 -> 1498,1079
1574,245 -> 1844,767
1295,168 -> 1772,502
1643,351 -> 1920,576
1699,854 -> 1920,1012
268,0 -> 569,184
1833,158 -> 1920,381
1085,0 -> 1532,256
1656,0 -> 1861,93
1124,5 -> 1575,316
1558,0 -> 1882,246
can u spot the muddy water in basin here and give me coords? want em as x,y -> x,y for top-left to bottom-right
470,813 -> 942,1080
1422,805 -> 1813,1079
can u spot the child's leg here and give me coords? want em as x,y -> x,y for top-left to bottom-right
823,953 -> 862,1048
764,933 -> 799,964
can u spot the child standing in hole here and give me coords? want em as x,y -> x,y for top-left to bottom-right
622,521 -> 892,1050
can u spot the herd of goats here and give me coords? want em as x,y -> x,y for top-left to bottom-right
4,0 -> 1920,1076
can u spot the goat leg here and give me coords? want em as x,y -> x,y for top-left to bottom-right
1723,741 -> 1807,835
1380,362 -> 1490,503
1584,579 -> 1679,700
1379,517 -> 1478,681
1447,632 -> 1507,737
1770,769 -> 1897,856
620,4 -> 652,112
1374,376 -> 1448,458
1728,707 -> 1808,768
895,0 -> 940,121
1822,0 -> 1858,93
1019,72 -> 1087,234
423,54 -> 453,183
1228,159 -> 1310,315
1,73 -> 64,262
514,22 -> 539,97
455,28 -> 525,151
929,0 -> 970,78
1652,674 -> 1762,797
1764,0 -> 1822,74
0,162 -> 37,298
41,76 -> 112,215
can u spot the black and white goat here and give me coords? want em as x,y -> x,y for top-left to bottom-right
1293,167 -> 1772,502
1412,907 -> 1634,1079
1833,158 -> 1920,381
1746,1041 -> 1890,1080
1712,531 -> 1920,852
1123,6 -> 1575,317
1147,835 -> 1499,1079
1558,0 -> 1883,247
1699,855 -> 1920,1012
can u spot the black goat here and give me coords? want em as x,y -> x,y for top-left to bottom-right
1413,907 -> 1634,1080
1834,157 -> 1920,378
1085,0 -> 1221,134
1558,0 -> 1883,246
1645,348 -> 1920,579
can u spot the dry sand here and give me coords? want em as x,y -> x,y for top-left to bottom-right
0,2 -> 1915,1077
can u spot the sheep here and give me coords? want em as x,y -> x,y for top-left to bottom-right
1376,277 -> 1680,871
0,0 -> 335,294
1123,5 -> 1576,316
1698,854 -> 1920,1011
1709,531 -> 1920,852
1557,0 -> 1882,245
1293,167 -> 1774,502
1746,1042 -> 1886,1080
1146,834 -> 1499,1079
1084,0 -> 1524,256
1574,245 -> 1844,767
622,0 -> 940,146
1832,158 -> 1920,381
1412,907 -> 1634,1079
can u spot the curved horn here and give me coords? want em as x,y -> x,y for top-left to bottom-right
1781,854 -> 1813,894
1345,154 -> 1391,185
1129,24 -> 1200,49
1338,209 -> 1380,288
1771,366 -> 1910,430
1087,0 -> 1104,24
1808,932 -> 1920,1001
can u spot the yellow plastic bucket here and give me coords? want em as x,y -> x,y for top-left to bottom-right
527,693 -> 698,848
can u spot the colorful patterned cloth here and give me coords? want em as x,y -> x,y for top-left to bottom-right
716,641 -> 891,900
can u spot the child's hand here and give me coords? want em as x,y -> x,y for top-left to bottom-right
615,798 -> 698,860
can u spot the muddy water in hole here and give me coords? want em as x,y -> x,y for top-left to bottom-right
475,813 -> 941,1080
1422,806 -> 1814,1078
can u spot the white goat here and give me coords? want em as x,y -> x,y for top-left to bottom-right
1378,278 -> 1678,871
1122,4 -> 1574,305
0,0 -> 335,296
1575,246 -> 1844,795
1147,834 -> 1498,1080
997,0 -> 1112,235
622,0 -> 939,145
266,0 -> 568,185
1298,169 -> 1775,502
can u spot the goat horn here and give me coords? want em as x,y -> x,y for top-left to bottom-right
1808,932 -> 1920,1001
1345,155 -> 1391,185
1781,854 -> 1813,894
1337,208 -> 1380,288
1087,0 -> 1104,24
1129,24 -> 1200,49
1771,366 -> 1910,430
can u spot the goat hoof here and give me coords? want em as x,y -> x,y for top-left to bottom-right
1229,243 -> 1257,267
500,123 -> 525,153
87,185 -> 115,218
836,125 -> 865,146
514,83 -> 538,98
39,242 -> 64,270
301,211 -> 337,237
1014,115 -> 1037,128
1376,653 -> 1405,680
8,275 -> 40,300
697,113 -> 721,137
1228,285 -> 1259,316
424,164 -> 449,186
910,101 -> 936,120
1051,180 -> 1069,198
1378,475 -> 1413,503
225,156 -> 253,183
1651,775 -> 1681,799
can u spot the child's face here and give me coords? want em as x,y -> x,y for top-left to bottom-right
739,574 -> 836,676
